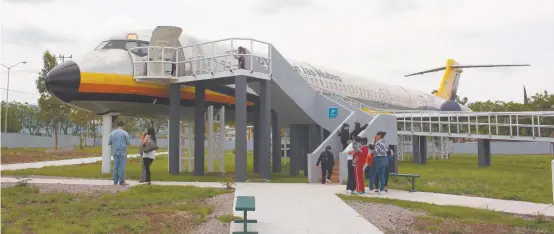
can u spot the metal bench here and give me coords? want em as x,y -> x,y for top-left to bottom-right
389,173 -> 420,192
233,196 -> 257,234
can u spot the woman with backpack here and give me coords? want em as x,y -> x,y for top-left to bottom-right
141,127 -> 158,185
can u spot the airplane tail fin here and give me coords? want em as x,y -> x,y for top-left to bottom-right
405,59 -> 530,101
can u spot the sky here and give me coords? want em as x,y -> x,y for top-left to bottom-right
1,0 -> 553,105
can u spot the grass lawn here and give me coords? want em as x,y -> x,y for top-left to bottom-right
1,146 -> 143,164
1,151 -> 308,183
339,195 -> 554,234
1,184 -> 231,233
389,154 -> 553,204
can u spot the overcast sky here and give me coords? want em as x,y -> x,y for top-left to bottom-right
1,0 -> 553,104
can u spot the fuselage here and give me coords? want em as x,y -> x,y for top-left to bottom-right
44,30 -> 470,121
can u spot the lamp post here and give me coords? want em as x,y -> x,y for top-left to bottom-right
1,61 -> 27,132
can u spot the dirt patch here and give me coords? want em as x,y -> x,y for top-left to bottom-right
1,148 -> 100,164
149,211 -> 196,234
191,192 -> 235,234
346,201 -> 426,234
1,182 -> 129,194
345,200 -> 546,234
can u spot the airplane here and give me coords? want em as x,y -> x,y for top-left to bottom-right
45,28 -> 530,122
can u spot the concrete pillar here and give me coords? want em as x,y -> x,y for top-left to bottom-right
168,83 -> 181,174
194,84 -> 205,176
234,76 -> 248,182
259,80 -> 271,179
478,139 -> 491,167
272,110 -> 281,173
253,105 -> 260,173
413,136 -> 428,164
101,115 -> 112,174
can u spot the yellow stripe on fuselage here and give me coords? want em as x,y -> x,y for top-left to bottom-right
80,72 -> 229,97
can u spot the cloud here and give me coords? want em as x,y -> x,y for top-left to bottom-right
3,0 -> 57,4
2,25 -> 77,47
251,0 -> 318,14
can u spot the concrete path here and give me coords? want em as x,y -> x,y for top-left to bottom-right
230,183 -> 383,234
357,189 -> 554,216
0,152 -> 167,171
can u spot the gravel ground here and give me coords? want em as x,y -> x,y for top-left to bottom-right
345,201 -> 426,234
1,182 -> 129,194
191,192 -> 235,234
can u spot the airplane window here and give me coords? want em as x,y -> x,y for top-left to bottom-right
96,39 -> 150,57
94,41 -> 108,51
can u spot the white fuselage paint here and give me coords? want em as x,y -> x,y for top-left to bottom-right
66,31 -> 471,118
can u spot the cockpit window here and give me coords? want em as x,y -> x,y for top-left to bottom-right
94,40 -> 149,56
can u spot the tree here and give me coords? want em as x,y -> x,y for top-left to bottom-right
35,50 -> 71,149
137,117 -> 168,134
19,103 -> 42,135
0,101 -> 23,133
69,108 -> 95,149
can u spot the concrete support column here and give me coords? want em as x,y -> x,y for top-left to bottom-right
478,139 -> 491,167
194,84 -> 205,176
234,76 -> 248,182
168,83 -> 181,174
413,136 -> 428,164
289,124 -> 309,176
308,124 -> 322,176
272,110 -> 281,173
253,105 -> 260,173
259,80 -> 271,179
101,115 -> 113,174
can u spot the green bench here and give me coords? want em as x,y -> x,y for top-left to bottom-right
389,173 -> 420,192
233,196 -> 257,234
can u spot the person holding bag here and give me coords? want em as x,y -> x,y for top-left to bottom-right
141,127 -> 158,185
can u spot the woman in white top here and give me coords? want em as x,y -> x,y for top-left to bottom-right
141,127 -> 157,184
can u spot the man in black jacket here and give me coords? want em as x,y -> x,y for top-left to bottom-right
316,146 -> 335,184
349,122 -> 368,141
338,123 -> 350,150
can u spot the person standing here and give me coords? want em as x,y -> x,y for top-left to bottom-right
139,132 -> 146,183
316,145 -> 335,184
141,127 -> 158,185
353,137 -> 368,194
369,131 -> 389,193
108,121 -> 131,186
375,145 -> 394,192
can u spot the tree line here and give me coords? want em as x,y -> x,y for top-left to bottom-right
1,51 -> 169,149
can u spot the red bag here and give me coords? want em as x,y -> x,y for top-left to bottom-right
366,152 -> 375,166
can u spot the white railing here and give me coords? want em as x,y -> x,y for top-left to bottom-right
128,38 -> 273,80
398,111 -> 554,141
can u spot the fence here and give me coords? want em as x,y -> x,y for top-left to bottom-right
0,133 -> 254,150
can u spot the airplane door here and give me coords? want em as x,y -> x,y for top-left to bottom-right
147,26 -> 183,77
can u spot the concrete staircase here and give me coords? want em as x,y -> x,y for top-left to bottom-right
331,160 -> 340,184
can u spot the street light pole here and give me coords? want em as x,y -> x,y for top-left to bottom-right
1,61 -> 27,133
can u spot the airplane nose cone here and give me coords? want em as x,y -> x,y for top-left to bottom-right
45,60 -> 80,102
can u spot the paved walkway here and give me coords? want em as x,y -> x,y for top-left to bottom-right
2,177 -> 553,233
358,189 -> 554,216
230,183 -> 383,234
0,152 -> 167,171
